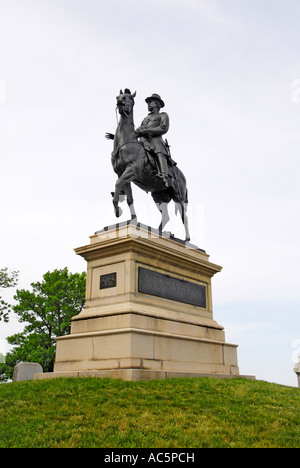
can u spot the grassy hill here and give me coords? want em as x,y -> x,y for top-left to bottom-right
0,377 -> 299,448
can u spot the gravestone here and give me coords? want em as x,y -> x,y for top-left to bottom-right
13,362 -> 43,382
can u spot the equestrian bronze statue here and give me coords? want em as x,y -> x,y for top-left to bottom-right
105,89 -> 190,241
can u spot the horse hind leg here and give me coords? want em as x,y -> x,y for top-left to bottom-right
175,201 -> 190,242
157,202 -> 170,235
184,205 -> 191,242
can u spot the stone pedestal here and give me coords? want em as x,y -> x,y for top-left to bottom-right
36,221 -> 240,381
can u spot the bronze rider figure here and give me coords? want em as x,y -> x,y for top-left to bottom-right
135,94 -> 170,187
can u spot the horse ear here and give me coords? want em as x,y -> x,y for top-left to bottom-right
119,89 -> 123,95
132,91 -> 136,98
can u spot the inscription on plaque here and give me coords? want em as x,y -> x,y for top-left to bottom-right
138,267 -> 206,308
100,272 -> 117,290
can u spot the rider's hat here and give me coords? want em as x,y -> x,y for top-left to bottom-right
145,94 -> 165,108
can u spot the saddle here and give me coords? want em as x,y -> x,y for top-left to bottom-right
141,139 -> 177,172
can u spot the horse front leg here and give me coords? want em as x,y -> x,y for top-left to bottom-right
112,178 -> 123,218
123,182 -> 137,220
175,201 -> 190,242
112,166 -> 136,218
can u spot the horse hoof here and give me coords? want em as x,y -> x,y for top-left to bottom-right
115,206 -> 123,218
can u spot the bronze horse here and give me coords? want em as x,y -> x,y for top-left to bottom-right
106,89 -> 190,241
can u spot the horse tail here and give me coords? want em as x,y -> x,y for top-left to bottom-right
174,167 -> 188,216
184,187 -> 188,204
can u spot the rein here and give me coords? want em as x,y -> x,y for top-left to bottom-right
114,140 -> 141,156
115,104 -> 136,128
115,106 -> 119,125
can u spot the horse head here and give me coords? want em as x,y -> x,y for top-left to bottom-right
116,88 -> 136,116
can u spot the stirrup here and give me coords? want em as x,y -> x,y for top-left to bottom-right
161,174 -> 169,187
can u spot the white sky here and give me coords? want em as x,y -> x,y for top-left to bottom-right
0,0 -> 299,386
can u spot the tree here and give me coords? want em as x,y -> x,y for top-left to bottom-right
0,267 -> 19,322
0,268 -> 86,381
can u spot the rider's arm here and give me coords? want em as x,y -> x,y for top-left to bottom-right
135,117 -> 148,137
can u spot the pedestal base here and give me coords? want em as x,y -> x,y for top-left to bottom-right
36,370 -> 244,381
35,221 -> 241,382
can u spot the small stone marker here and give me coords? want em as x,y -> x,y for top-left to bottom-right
13,362 -> 43,382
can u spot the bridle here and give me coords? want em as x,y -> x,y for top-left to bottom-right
114,99 -> 140,155
115,97 -> 137,128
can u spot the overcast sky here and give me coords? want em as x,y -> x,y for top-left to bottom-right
0,0 -> 299,386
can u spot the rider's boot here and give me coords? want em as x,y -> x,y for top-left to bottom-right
157,153 -> 169,187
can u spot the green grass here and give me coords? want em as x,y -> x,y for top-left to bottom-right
0,377 -> 299,448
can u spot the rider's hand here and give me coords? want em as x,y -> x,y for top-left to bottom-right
105,133 -> 115,140
136,130 -> 152,139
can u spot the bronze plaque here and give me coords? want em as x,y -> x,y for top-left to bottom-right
138,267 -> 206,308
100,272 -> 117,290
